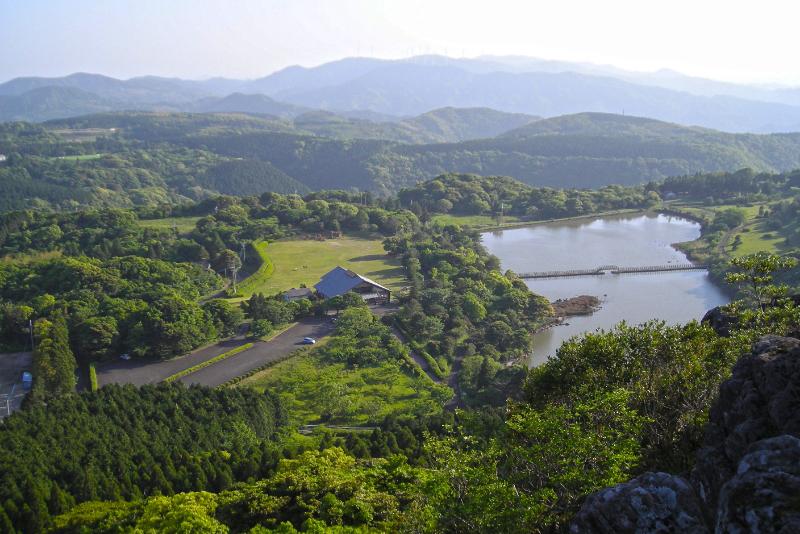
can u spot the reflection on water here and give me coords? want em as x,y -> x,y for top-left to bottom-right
481,214 -> 729,366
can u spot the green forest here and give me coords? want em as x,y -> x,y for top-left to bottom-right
5,111 -> 800,210
1,158 -> 800,532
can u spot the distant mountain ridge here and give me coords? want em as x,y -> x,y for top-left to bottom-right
5,111 -> 800,210
54,110 -> 798,193
3,56 -> 800,132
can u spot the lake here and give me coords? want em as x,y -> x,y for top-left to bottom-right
481,214 -> 729,366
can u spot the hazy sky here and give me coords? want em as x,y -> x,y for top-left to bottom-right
2,0 -> 799,85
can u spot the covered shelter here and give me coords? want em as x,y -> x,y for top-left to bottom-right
314,266 -> 391,304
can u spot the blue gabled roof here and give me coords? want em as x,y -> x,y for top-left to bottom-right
314,266 -> 390,298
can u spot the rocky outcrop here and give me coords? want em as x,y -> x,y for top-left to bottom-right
716,435 -> 800,533
569,472 -> 708,534
571,335 -> 800,533
692,335 -> 800,514
701,306 -> 739,337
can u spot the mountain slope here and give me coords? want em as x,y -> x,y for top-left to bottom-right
5,59 -> 800,133
291,107 -> 538,143
183,112 -> 800,193
0,86 -> 116,122
400,107 -> 538,142
190,93 -> 309,118
17,111 -> 800,201
0,72 -> 211,104
276,65 -> 800,133
198,159 -> 310,195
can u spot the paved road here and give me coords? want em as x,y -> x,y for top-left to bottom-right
96,332 -> 253,387
179,317 -> 334,387
97,304 -> 417,389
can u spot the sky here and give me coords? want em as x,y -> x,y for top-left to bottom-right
2,0 -> 799,85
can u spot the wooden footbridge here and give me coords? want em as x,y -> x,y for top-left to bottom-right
518,263 -> 707,279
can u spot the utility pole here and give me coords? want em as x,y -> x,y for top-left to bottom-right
228,255 -> 240,294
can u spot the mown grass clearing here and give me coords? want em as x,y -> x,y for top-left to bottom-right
729,220 -> 785,257
136,216 -> 201,233
237,236 -> 406,297
237,350 -> 449,426
431,213 -> 521,228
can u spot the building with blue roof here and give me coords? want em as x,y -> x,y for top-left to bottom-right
314,266 -> 391,303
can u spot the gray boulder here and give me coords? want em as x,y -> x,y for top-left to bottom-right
716,435 -> 800,533
569,472 -> 708,534
692,335 -> 800,513
572,335 -> 800,533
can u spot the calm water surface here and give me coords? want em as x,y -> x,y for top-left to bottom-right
481,214 -> 729,366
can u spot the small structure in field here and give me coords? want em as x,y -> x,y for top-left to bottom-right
283,287 -> 314,302
315,266 -> 391,304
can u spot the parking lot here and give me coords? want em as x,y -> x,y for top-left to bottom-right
0,352 -> 32,418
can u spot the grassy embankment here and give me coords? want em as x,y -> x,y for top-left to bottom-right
163,343 -> 255,383
666,201 -> 784,261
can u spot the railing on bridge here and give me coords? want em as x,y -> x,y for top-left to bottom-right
517,263 -> 707,279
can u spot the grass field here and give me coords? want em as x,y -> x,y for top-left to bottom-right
238,351 -> 449,425
728,219 -> 786,257
431,213 -> 521,228
136,216 -> 201,233
237,236 -> 406,296
669,200 -> 789,260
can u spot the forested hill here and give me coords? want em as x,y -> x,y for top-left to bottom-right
181,112 -> 800,192
3,111 -> 800,210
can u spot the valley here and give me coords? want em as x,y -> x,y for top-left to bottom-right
3,15 -> 800,530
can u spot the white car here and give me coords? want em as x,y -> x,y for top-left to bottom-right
301,337 -> 316,345
119,353 -> 131,361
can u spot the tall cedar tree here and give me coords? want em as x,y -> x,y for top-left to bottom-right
31,312 -> 76,400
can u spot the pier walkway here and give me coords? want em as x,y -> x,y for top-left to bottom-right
518,263 -> 707,279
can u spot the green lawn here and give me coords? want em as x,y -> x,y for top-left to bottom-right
669,200 -> 788,260
136,216 -> 201,233
237,350 -> 449,426
431,213 -> 521,228
729,220 -> 785,257
237,236 -> 406,296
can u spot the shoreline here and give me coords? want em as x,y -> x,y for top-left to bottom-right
476,208 -> 647,232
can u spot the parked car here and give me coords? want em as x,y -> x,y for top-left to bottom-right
21,372 -> 32,390
119,353 -> 131,360
301,337 -> 316,345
